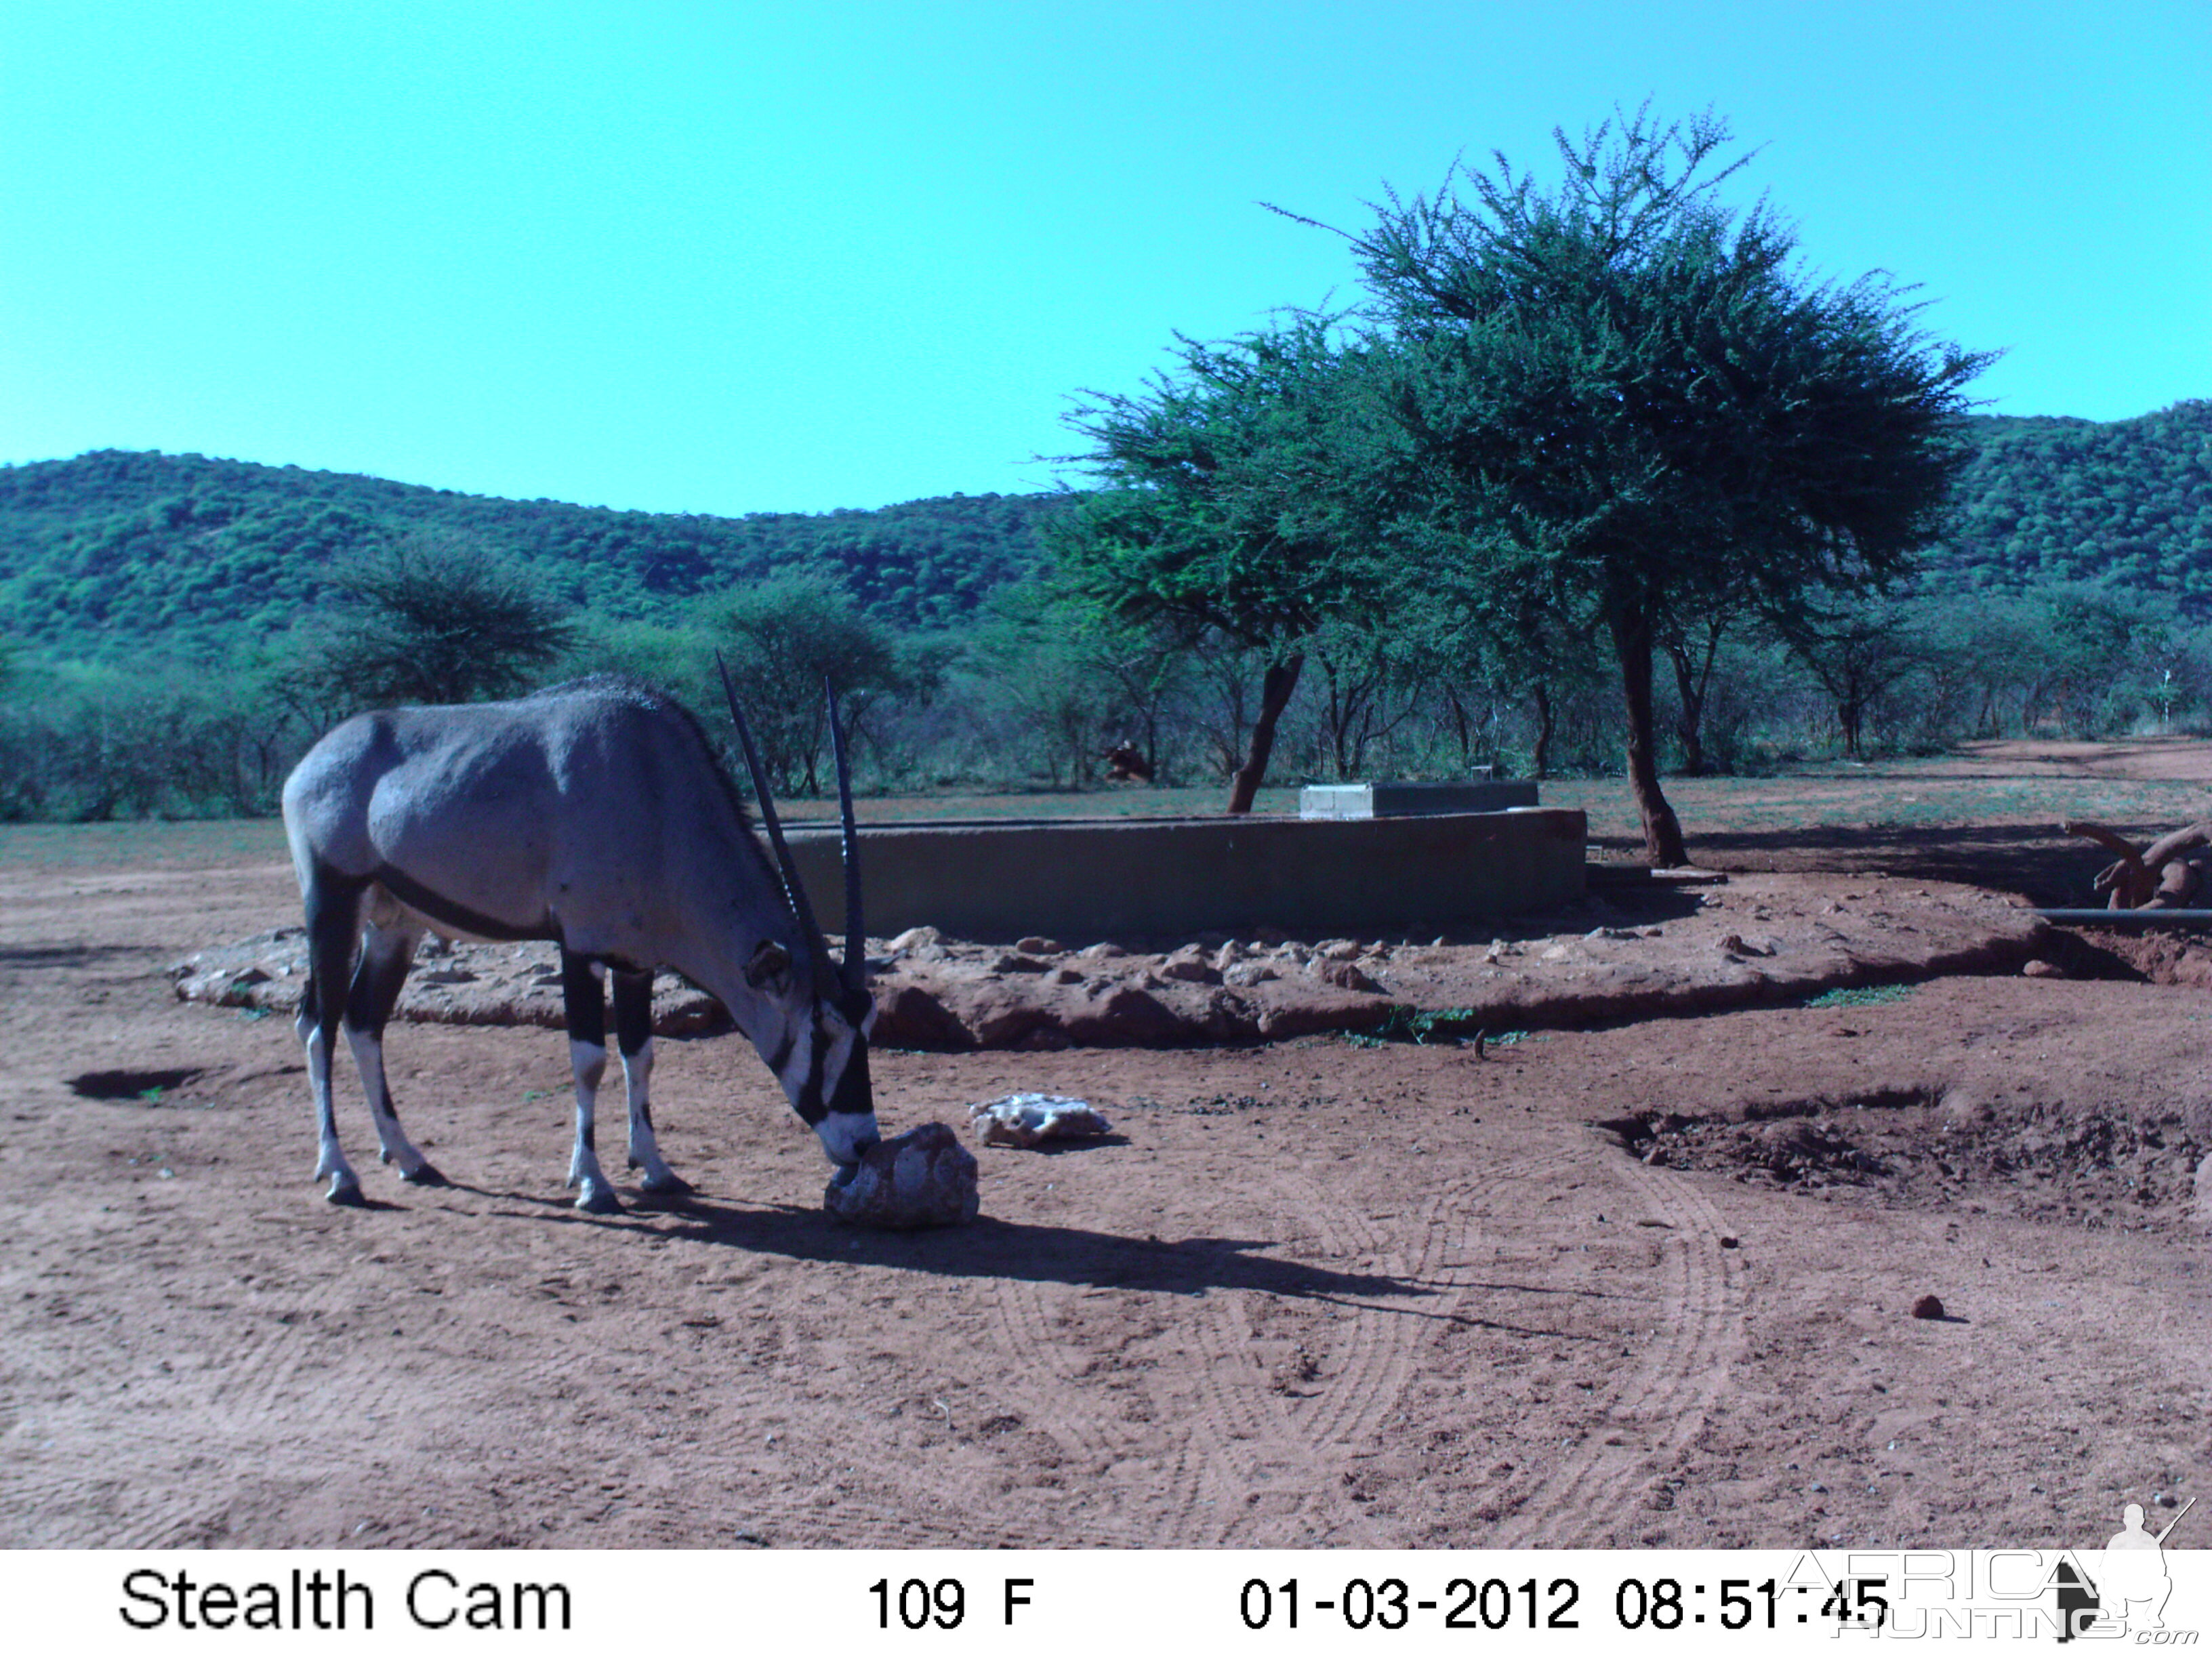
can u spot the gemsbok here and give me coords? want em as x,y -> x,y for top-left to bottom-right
277,668 -> 879,1210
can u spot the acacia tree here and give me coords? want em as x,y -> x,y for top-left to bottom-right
1659,599 -> 1755,776
705,569 -> 901,794
1774,591 -> 1927,758
1048,317 -> 1390,813
298,531 -> 576,712
1303,105 -> 1990,863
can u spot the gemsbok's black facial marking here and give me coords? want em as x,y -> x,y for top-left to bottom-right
795,1018 -> 836,1126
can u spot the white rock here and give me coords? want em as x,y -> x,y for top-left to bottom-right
968,1093 -> 1114,1148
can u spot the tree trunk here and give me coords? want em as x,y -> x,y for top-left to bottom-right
1530,682 -> 1555,780
1666,649 -> 1707,775
1227,655 -> 1304,815
1445,687 -> 1473,770
1662,620 -> 1723,777
1322,658 -> 1353,779
1609,605 -> 1688,867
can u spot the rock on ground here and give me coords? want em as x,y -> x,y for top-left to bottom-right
821,1123 -> 980,1229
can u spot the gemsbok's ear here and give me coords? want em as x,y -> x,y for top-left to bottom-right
744,940 -> 794,988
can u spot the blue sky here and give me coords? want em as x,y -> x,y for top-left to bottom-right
1,2 -> 2205,516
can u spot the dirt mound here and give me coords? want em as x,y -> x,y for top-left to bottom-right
2034,923 -> 2212,986
1612,1090 -> 2208,1231
171,872 -> 2048,1050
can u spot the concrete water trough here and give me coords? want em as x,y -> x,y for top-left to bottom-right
784,806 -> 1586,943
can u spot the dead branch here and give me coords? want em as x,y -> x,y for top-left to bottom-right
2062,818 -> 2212,909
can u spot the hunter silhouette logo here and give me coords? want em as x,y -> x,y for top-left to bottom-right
2058,1496 -> 2196,1640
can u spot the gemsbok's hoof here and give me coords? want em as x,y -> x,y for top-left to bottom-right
325,1173 -> 365,1206
638,1170 -> 693,1195
575,1181 -> 622,1215
401,1162 -> 449,1187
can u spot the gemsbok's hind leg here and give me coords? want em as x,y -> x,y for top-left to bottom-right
300,872 -> 367,1204
560,949 -> 621,1214
613,968 -> 687,1194
343,921 -> 445,1187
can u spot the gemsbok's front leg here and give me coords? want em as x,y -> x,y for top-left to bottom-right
613,967 -> 687,1194
342,920 -> 445,1187
560,949 -> 621,1213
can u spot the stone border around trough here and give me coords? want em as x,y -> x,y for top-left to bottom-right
172,873 -> 2050,1051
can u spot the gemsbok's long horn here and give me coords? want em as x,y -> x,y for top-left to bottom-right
824,677 -> 864,997
716,652 -> 833,983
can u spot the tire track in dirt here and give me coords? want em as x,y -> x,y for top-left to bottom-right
983,1276 -> 1207,1547
1285,1155 -> 1555,1452
1169,1149 -> 1547,1546
45,1488 -> 213,1549
0,1475 -> 136,1548
1156,1170 -> 1401,1544
1281,1172 -> 1426,1452
56,1379 -> 400,1543
1181,1296 -> 1351,1544
970,1153 -> 1456,1547
3,1254 -> 376,1545
1488,1145 -> 1746,1546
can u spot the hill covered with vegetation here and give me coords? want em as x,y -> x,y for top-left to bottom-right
0,449 -> 1067,657
3,401 -> 2207,664
1931,399 -> 2212,598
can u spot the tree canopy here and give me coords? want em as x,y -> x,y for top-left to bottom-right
1305,104 -> 1992,861
3,397 -> 2205,681
1047,316 -> 1395,810
705,569 -> 905,794
295,533 -> 576,711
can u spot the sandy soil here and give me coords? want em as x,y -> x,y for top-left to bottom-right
5,768 -> 2211,1550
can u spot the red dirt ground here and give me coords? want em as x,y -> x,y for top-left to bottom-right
3,748 -> 2209,1550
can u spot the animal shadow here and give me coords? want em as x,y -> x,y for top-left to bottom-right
640,1193 -> 1430,1305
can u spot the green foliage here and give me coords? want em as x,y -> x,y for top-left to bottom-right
1774,592 -> 1930,760
1318,104 -> 1990,860
1345,1012 -> 1538,1048
701,571 -> 905,794
1049,316 -> 1399,808
1345,1005 -> 1485,1046
956,581 -> 1115,789
1349,108 -> 1986,609
1804,983 -> 1917,1008
0,449 -> 1064,658
0,109 -> 2205,823
0,658 -> 301,821
1931,401 -> 2212,601
1049,316 -> 1391,647
292,533 -> 577,710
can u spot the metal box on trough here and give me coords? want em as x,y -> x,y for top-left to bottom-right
1299,780 -> 1540,819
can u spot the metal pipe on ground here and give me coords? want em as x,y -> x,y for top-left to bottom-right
2035,909 -> 2212,928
